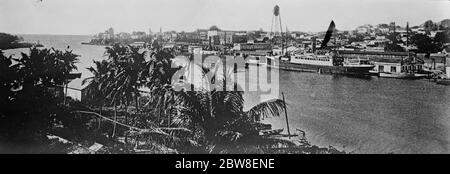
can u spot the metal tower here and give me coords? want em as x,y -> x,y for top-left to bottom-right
270,5 -> 283,40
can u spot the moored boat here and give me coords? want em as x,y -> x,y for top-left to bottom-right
436,79 -> 450,85
262,51 -> 375,76
379,72 -> 418,79
247,20 -> 375,76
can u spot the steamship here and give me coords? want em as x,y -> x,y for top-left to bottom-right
266,51 -> 375,76
261,20 -> 375,76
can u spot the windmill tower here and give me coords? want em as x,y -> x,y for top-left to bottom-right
270,5 -> 283,40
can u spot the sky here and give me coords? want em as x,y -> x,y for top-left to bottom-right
1,0 -> 450,35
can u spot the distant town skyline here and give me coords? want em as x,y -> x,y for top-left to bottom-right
1,0 -> 450,35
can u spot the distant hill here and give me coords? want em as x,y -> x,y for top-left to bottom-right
0,32 -> 41,50
439,19 -> 450,29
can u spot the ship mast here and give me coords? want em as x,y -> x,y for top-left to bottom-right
406,22 -> 409,48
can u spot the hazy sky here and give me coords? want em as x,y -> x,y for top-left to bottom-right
1,0 -> 449,35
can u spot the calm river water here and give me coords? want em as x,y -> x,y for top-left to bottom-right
4,35 -> 450,153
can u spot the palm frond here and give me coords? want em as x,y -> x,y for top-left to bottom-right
81,77 -> 94,86
245,99 -> 285,121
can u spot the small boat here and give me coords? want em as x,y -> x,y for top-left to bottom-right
379,72 -> 419,79
259,128 -> 284,136
34,40 -> 44,47
369,70 -> 380,76
414,73 -> 430,78
436,79 -> 450,85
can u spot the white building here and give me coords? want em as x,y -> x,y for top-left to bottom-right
443,45 -> 450,78
372,62 -> 402,74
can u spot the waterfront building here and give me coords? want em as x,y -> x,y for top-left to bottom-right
371,59 -> 403,74
197,29 -> 208,41
188,45 -> 203,54
272,47 -> 283,56
443,45 -> 450,56
337,50 -> 410,59
106,27 -> 114,39
286,45 -> 300,53
131,31 -> 147,40
233,43 -> 272,57
337,50 -> 424,74
117,32 -> 132,40
444,45 -> 450,78
370,56 -> 424,75
378,28 -> 390,34
233,43 -> 272,51
130,41 -> 146,48
363,47 -> 385,52
225,34 -> 234,45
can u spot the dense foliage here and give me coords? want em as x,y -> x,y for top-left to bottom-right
81,43 -> 293,153
0,48 -> 78,153
411,33 -> 443,53
0,33 -> 36,50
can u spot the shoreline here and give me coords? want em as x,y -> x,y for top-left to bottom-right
0,43 -> 44,50
261,117 -> 348,154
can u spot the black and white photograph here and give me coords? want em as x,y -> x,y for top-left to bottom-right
1,0 -> 450,161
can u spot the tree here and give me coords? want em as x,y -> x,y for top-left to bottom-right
411,33 -> 442,53
0,33 -> 21,49
423,20 -> 438,33
378,24 -> 389,28
434,30 -> 450,44
104,44 -> 148,142
348,34 -> 365,43
0,50 -> 16,108
209,25 -> 221,31
83,60 -> 121,136
147,60 -> 288,153
385,43 -> 404,52
439,19 -> 450,29
0,47 -> 79,152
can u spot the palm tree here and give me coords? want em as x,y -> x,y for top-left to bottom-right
170,89 -> 287,153
0,51 -> 15,107
83,60 -> 121,137
144,57 -> 288,153
0,47 -> 79,150
85,44 -> 148,142
83,44 -> 290,153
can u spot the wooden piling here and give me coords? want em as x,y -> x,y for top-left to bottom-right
282,92 -> 291,139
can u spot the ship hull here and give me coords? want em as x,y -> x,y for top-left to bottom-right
273,61 -> 374,76
436,79 -> 450,85
378,72 -> 427,79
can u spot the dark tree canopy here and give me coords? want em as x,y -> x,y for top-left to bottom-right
209,25 -> 221,31
434,30 -> 450,44
0,33 -> 22,49
0,47 -> 79,151
423,20 -> 438,32
385,43 -> 404,52
411,33 -> 442,53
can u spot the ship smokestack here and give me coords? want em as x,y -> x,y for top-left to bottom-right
321,20 -> 336,49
